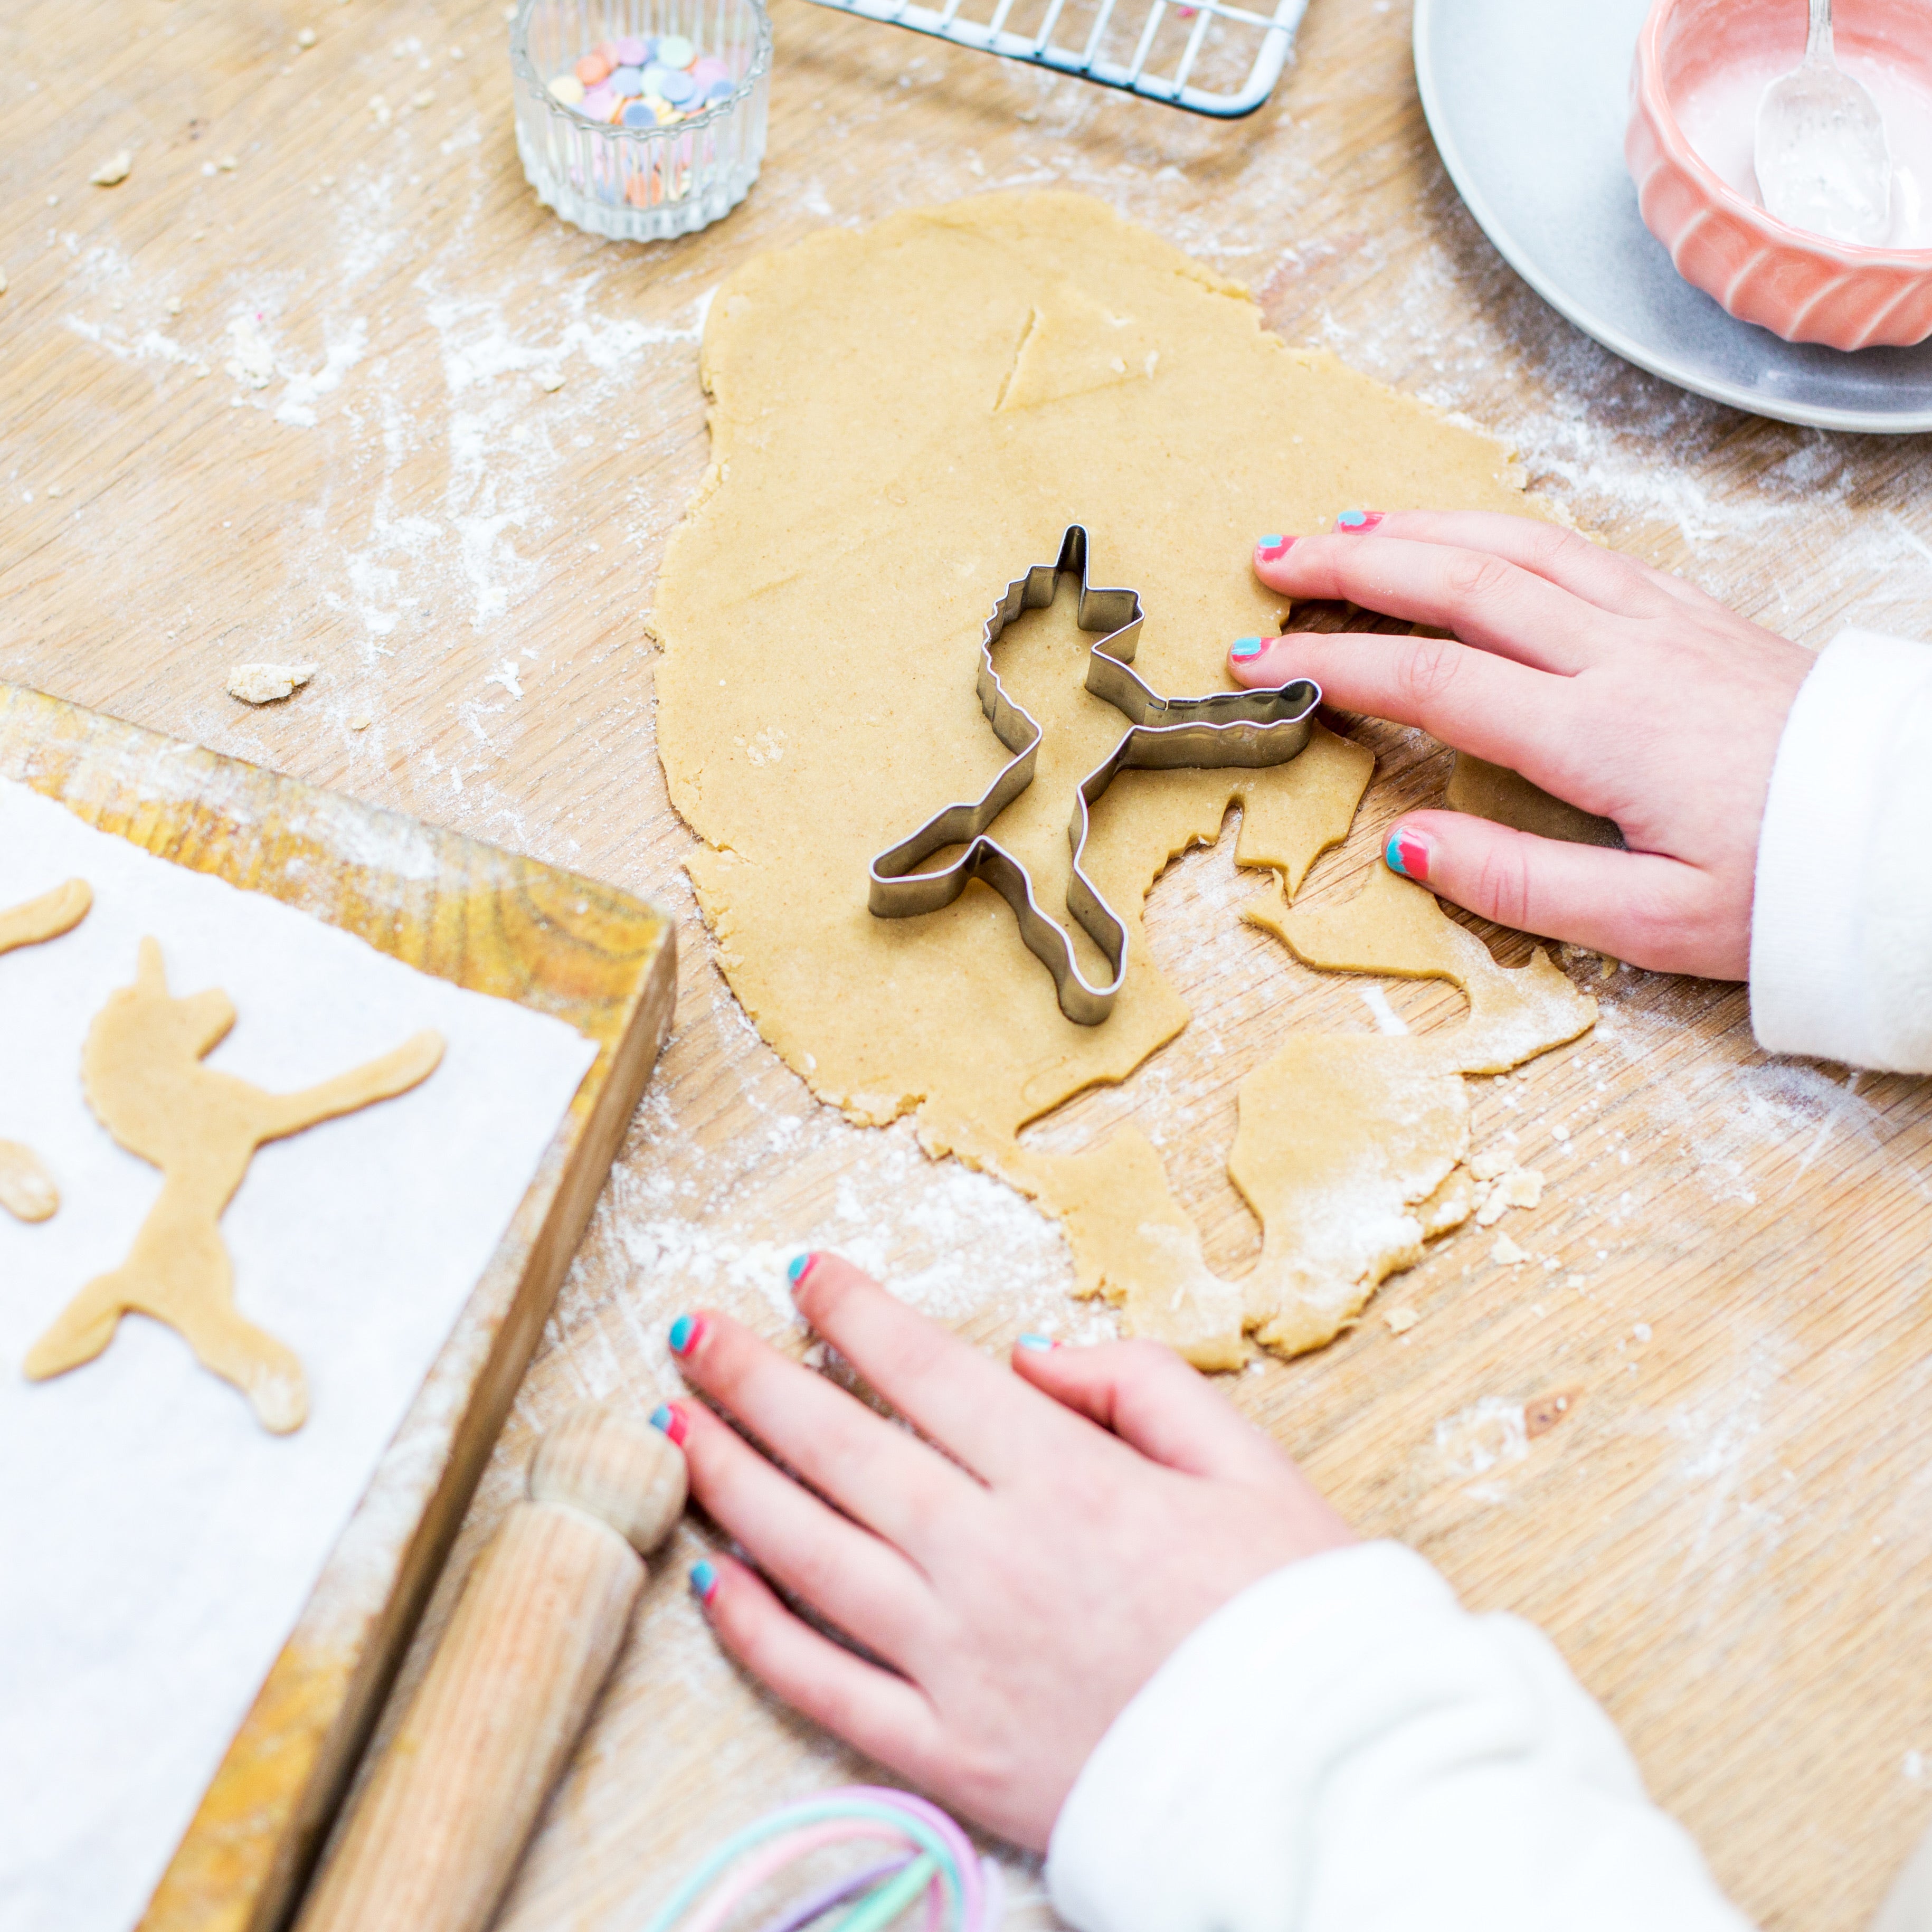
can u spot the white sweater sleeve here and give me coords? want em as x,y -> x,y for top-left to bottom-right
1045,1542 -> 1751,1932
1750,626 -> 1932,1073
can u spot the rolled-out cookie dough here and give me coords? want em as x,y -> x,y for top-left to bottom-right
653,192 -> 1587,1360
1228,865 -> 1595,1352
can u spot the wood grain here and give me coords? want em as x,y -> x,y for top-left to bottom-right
0,686 -> 676,1932
4,1 -> 1930,1928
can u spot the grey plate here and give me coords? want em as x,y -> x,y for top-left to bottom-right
1413,0 -> 1932,432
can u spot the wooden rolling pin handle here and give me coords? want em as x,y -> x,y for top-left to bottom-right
297,1405 -> 688,1932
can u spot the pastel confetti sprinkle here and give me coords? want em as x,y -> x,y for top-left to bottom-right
550,30 -> 732,128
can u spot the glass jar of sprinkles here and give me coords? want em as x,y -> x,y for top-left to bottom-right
510,0 -> 771,242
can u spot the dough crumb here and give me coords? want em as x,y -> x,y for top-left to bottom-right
1474,1163 -> 1544,1226
1384,1305 -> 1419,1334
1490,1233 -> 1527,1265
349,714 -> 372,731
0,1141 -> 59,1222
1501,1166 -> 1543,1206
90,151 -> 132,186
1469,1145 -> 1515,1182
369,93 -> 392,124
535,368 -> 565,392
1550,1122 -> 1570,1142
297,24 -> 318,45
228,662 -> 317,704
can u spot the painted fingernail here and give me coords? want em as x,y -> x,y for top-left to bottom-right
690,1559 -> 719,1604
1256,534 -> 1295,562
668,1313 -> 706,1356
649,1400 -> 689,1446
1336,509 -> 1384,533
1229,636 -> 1267,661
785,1252 -> 818,1289
1016,1332 -> 1057,1352
1385,825 -> 1432,882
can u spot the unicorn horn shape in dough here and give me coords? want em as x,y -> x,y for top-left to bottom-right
23,936 -> 445,1434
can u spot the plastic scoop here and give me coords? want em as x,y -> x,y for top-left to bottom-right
1755,0 -> 1892,244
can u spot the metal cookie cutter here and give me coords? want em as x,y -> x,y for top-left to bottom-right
867,525 -> 1321,1025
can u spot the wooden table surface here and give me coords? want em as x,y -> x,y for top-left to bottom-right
6,2 -> 1931,1928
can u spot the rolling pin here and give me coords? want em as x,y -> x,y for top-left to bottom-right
298,1403 -> 688,1932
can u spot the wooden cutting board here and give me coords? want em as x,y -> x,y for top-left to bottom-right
0,681 -> 677,1932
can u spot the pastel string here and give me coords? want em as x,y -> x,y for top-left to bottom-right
641,1786 -> 999,1932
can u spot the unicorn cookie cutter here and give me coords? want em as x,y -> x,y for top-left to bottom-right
867,525 -> 1320,1025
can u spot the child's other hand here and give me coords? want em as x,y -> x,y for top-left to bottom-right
1228,512 -> 1814,979
663,1255 -> 1351,1852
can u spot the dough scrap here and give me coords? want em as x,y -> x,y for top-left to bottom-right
228,662 -> 316,704
1474,1165 -> 1543,1226
1445,751 -> 1622,850
1246,863 -> 1597,1076
652,192 -> 1584,1360
23,939 -> 444,1432
0,1141 -> 59,1222
0,878 -> 92,954
1012,1129 -> 1246,1370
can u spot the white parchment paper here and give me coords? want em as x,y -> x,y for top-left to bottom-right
0,779 -> 599,1932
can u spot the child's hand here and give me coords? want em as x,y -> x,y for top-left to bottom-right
1227,512 -> 1815,979
662,1255 -> 1352,1851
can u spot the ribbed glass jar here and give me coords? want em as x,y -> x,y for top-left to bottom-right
510,0 -> 771,242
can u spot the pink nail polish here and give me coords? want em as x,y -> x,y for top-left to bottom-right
1385,826 -> 1431,882
1256,534 -> 1296,563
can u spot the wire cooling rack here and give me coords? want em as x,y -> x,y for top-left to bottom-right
800,0 -> 1308,117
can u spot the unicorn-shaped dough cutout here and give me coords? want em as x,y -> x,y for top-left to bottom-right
24,937 -> 444,1433
0,879 -> 93,1222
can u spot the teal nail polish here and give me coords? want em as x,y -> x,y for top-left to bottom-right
668,1312 -> 702,1356
1337,509 -> 1368,527
785,1252 -> 815,1286
1017,1332 -> 1056,1351
690,1559 -> 718,1603
649,1401 -> 689,1446
1230,637 -> 1266,660
1385,827 -> 1429,882
1259,534 -> 1284,548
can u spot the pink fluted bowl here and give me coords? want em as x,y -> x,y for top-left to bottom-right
1626,0 -> 1932,349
